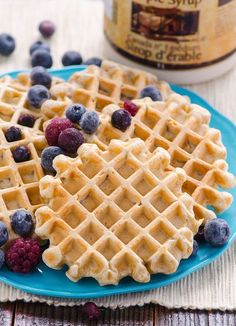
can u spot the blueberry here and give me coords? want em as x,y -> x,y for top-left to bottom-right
29,41 -> 50,55
194,225 -> 205,242
80,111 -> 99,134
27,85 -> 50,108
58,128 -> 84,153
0,249 -> 5,269
204,218 -> 230,247
12,145 -> 31,162
5,126 -> 22,142
0,222 -> 9,247
18,113 -> 36,128
31,49 -> 53,68
140,86 -> 162,101
83,57 -> 102,67
39,20 -> 56,38
190,240 -> 199,257
65,104 -> 86,123
62,51 -> 83,66
11,210 -> 34,237
41,146 -> 65,174
30,66 -> 52,89
111,109 -> 131,132
0,33 -> 15,56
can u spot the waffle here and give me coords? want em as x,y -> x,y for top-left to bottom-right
35,139 -> 201,285
87,93 -> 236,222
0,73 -> 63,132
0,121 -> 47,243
41,59 -> 172,119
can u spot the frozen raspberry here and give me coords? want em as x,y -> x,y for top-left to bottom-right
45,117 -> 73,146
18,113 -> 36,128
80,111 -> 99,134
12,145 -> 31,162
41,146 -> 65,174
82,302 -> 100,321
5,126 -> 22,142
11,210 -> 34,237
0,221 -> 9,247
140,86 -> 162,101
0,249 -> 5,269
39,20 -> 56,38
6,238 -> 41,274
58,128 -> 84,153
123,100 -> 138,116
111,109 -> 131,131
190,240 -> 199,257
204,218 -> 230,247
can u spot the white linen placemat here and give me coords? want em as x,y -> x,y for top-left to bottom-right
0,0 -> 235,310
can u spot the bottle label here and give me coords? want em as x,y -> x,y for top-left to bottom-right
104,0 -> 236,69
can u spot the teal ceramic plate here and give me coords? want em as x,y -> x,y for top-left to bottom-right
0,66 -> 235,299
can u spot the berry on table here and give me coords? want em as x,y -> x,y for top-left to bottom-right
194,225 -> 205,242
190,240 -> 199,257
62,51 -> 83,66
0,222 -> 9,247
29,41 -> 50,55
82,302 -> 100,321
27,85 -> 50,108
123,100 -> 138,116
12,145 -> 31,162
0,249 -> 5,269
41,146 -> 65,174
204,218 -> 230,247
31,49 -> 53,68
45,117 -> 73,146
5,238 -> 41,274
30,66 -> 52,89
5,126 -> 22,142
80,111 -> 99,134
10,210 -> 34,237
39,20 -> 56,38
58,128 -> 84,153
65,103 -> 86,123
0,33 -> 15,56
83,57 -> 102,67
111,109 -> 131,131
140,86 -> 162,101
18,113 -> 36,128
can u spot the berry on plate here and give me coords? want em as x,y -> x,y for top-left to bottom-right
10,210 -> 34,237
0,249 -> 5,269
39,20 -> 56,38
123,100 -> 138,116
6,238 -> 41,274
82,302 -> 100,321
30,66 -> 52,89
31,49 -> 53,68
29,41 -> 50,55
111,109 -> 131,131
41,146 -> 65,174
194,225 -> 205,242
18,113 -> 36,128
45,117 -> 73,146
140,85 -> 162,101
204,218 -> 230,247
12,145 -> 31,162
5,126 -> 22,142
27,85 -> 50,108
80,111 -> 99,134
190,240 -> 199,257
65,103 -> 86,123
58,128 -> 84,153
0,33 -> 15,56
83,57 -> 102,67
62,51 -> 83,66
0,222 -> 9,247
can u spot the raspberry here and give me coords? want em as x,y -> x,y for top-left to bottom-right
18,113 -> 36,128
45,117 -> 73,146
5,238 -> 41,273
111,109 -> 131,131
123,100 -> 138,116
58,128 -> 84,153
82,302 -> 100,321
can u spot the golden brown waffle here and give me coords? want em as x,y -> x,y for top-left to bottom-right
87,94 -> 236,222
0,121 -> 47,243
35,139 -> 200,285
0,73 -> 63,131
41,60 -> 172,119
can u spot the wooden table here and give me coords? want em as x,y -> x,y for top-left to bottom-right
0,302 -> 236,325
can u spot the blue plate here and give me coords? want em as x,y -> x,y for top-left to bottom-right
0,66 -> 235,299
